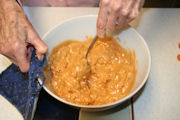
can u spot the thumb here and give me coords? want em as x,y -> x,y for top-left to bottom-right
27,27 -> 48,60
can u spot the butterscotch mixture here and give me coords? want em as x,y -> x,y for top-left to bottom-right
44,37 -> 136,105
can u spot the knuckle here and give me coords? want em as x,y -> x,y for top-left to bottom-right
29,34 -> 38,41
97,22 -> 105,30
11,40 -> 20,51
97,31 -> 105,38
97,24 -> 105,38
101,0 -> 110,7
129,11 -> 139,19
112,5 -> 121,13
121,9 -> 129,16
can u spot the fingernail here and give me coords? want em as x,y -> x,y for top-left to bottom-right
37,54 -> 44,61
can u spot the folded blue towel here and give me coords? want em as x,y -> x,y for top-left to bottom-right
0,49 -> 46,120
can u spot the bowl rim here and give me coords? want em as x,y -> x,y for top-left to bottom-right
41,15 -> 151,109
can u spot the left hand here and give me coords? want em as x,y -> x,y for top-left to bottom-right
0,0 -> 48,72
97,0 -> 144,38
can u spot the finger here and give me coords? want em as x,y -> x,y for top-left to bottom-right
115,14 -> 127,29
138,0 -> 145,11
28,43 -> 43,61
115,0 -> 134,29
97,0 -> 109,38
27,26 -> 48,59
123,17 -> 134,25
14,43 -> 30,72
105,6 -> 118,37
124,0 -> 140,25
36,50 -> 44,61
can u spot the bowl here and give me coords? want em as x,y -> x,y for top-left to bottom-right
41,15 -> 151,111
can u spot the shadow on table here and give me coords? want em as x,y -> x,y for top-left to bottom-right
132,77 -> 148,103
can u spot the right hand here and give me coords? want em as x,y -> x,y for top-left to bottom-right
97,0 -> 144,38
0,0 -> 48,72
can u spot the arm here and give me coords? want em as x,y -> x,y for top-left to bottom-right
0,0 -> 48,72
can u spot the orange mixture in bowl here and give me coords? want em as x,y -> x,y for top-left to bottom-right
44,37 -> 137,105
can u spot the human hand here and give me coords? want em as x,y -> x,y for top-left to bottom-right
0,0 -> 48,72
97,0 -> 144,37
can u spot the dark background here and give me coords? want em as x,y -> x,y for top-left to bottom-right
144,0 -> 180,7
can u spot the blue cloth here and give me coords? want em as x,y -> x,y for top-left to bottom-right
0,49 -> 46,120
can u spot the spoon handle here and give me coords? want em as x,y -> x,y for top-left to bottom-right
85,35 -> 98,61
